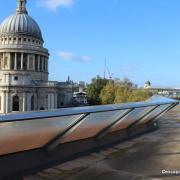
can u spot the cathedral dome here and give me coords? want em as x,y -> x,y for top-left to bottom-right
0,0 -> 43,41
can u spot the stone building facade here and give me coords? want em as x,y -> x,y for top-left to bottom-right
0,0 -> 74,113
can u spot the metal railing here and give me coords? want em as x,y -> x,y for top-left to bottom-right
0,96 -> 178,178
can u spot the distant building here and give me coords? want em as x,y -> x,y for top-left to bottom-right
0,0 -> 74,113
144,81 -> 151,89
143,81 -> 180,99
73,92 -> 87,105
73,82 -> 88,105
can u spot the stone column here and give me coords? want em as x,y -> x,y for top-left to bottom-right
23,92 -> 26,112
21,53 -> 23,70
2,53 -> 4,69
2,91 -> 9,113
41,56 -> 44,72
48,93 -> 51,110
2,91 -> 6,113
46,58 -> 48,73
26,93 -> 31,111
27,55 -> 29,70
33,55 -> 35,70
0,93 -> 2,113
9,52 -> 12,70
51,93 -> 55,109
38,55 -> 40,71
5,91 -> 9,113
14,53 -> 17,70
34,93 -> 38,110
54,93 -> 57,109
43,57 -> 45,72
44,58 -> 46,72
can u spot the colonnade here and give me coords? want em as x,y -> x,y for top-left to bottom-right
0,91 -> 57,113
0,52 -> 48,72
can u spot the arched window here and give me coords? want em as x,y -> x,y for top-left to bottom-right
12,95 -> 19,111
31,95 -> 34,111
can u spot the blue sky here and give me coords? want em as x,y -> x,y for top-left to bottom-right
1,0 -> 180,87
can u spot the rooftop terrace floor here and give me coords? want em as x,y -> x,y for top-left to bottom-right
24,106 -> 180,180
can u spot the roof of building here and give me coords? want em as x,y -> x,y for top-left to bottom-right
0,0 -> 43,41
25,106 -> 180,180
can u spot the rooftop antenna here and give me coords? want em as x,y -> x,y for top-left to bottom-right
68,76 -> 70,82
104,58 -> 107,79
107,67 -> 113,79
103,58 -> 113,80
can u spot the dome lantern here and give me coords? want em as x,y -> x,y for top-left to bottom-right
16,0 -> 28,14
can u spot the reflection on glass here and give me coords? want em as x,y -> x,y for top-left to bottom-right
0,114 -> 84,156
61,109 -> 130,143
138,104 -> 171,125
110,106 -> 156,132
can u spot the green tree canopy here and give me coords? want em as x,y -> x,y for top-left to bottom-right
127,89 -> 150,102
114,85 -> 132,103
87,75 -> 109,105
100,81 -> 115,104
87,76 -> 151,105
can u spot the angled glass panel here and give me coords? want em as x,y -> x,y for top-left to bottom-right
0,114 -> 84,156
61,109 -> 130,143
137,104 -> 171,125
110,106 -> 156,132
1,96 -> 178,122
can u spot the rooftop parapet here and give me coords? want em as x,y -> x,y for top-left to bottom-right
0,96 -> 178,179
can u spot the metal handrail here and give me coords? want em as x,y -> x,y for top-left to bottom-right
0,96 -> 178,122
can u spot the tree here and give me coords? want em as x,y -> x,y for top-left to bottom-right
114,85 -> 132,103
100,81 -> 115,104
120,77 -> 133,87
87,76 -> 151,105
128,89 -> 150,102
87,75 -> 109,105
100,80 -> 133,104
99,78 -> 151,105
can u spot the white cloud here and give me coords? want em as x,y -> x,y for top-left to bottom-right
58,51 -> 92,62
37,0 -> 74,10
58,51 -> 74,60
